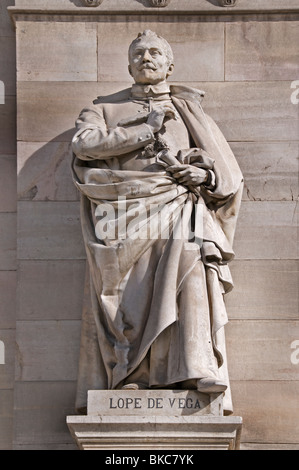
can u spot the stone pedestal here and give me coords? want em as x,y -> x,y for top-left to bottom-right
67,390 -> 242,450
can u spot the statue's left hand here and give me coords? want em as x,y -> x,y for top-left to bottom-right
167,164 -> 208,186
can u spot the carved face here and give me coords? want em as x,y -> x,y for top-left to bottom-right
128,36 -> 174,85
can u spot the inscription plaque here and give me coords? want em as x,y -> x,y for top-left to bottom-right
87,390 -> 224,417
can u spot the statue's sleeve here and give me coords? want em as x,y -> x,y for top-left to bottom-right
72,104 -> 155,161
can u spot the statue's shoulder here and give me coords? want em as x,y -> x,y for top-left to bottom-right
92,87 -> 132,106
170,85 -> 205,104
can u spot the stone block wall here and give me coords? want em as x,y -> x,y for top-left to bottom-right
0,0 -> 298,450
0,0 -> 17,451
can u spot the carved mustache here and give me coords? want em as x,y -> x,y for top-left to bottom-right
138,64 -> 157,71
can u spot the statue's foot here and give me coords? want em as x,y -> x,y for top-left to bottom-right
197,377 -> 227,393
121,383 -> 148,390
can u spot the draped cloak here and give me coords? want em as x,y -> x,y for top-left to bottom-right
71,85 -> 243,415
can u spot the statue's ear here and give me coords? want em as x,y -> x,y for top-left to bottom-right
167,64 -> 174,78
128,65 -> 133,77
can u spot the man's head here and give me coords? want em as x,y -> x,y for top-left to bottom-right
128,30 -> 174,85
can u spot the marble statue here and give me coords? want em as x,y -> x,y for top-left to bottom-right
72,30 -> 243,415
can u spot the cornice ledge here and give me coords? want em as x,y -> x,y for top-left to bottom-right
7,2 -> 299,24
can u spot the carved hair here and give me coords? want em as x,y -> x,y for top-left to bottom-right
128,30 -> 174,66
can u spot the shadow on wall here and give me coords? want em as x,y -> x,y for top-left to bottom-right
18,129 -> 79,202
68,0 -> 85,7
206,0 -> 224,6
134,0 -> 152,6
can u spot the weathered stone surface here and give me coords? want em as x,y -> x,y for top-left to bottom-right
17,201 -> 85,260
82,0 -> 103,6
149,0 -> 171,6
17,21 -> 97,82
0,271 -> 16,329
0,0 -> 15,37
226,260 -> 299,320
241,443 -> 299,450
0,36 -> 16,96
0,96 -> 16,154
11,0 -> 299,13
13,381 -> 77,447
68,414 -> 243,450
0,329 -> 15,389
7,4 -> 299,452
231,381 -> 299,444
0,213 -> 17,270
70,29 -> 243,416
17,142 -> 79,201
193,81 -> 299,142
231,142 -> 299,202
0,156 -> 17,212
17,82 -> 104,142
226,321 -> 299,381
88,390 -> 223,417
0,0 -> 16,453
15,321 -> 81,381
17,81 -> 299,144
226,22 -> 299,81
17,260 -> 85,321
0,390 -> 13,450
233,201 -> 298,260
14,443 -> 78,450
98,21 -> 224,82
14,0 -> 84,5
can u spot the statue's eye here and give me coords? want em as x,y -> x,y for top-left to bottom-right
133,50 -> 143,58
150,49 -> 161,57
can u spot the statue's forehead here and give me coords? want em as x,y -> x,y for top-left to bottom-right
130,36 -> 166,52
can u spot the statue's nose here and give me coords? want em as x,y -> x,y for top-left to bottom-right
142,50 -> 152,62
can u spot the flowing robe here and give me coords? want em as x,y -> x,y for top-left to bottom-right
71,85 -> 243,414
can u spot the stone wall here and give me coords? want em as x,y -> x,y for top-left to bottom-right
0,0 -> 17,451
0,0 -> 298,450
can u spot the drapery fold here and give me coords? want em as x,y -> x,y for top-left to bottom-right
72,86 -> 243,415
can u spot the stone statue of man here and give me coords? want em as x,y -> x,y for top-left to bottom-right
72,30 -> 243,415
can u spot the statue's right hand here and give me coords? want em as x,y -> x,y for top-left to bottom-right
146,105 -> 177,134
